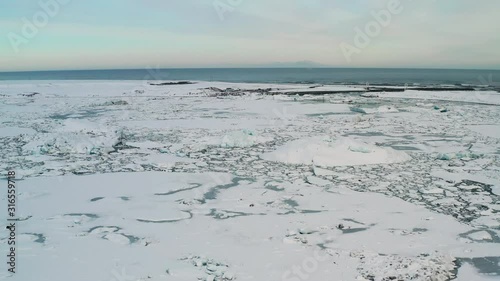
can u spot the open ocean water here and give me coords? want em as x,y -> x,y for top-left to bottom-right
0,68 -> 499,86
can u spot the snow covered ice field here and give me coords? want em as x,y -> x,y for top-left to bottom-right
0,80 -> 499,281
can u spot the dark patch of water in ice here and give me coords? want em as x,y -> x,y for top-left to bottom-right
388,145 -> 421,151
207,209 -> 266,220
25,233 -> 46,244
283,199 -> 299,208
265,184 -> 285,192
265,181 -> 285,191
422,135 -> 462,140
202,177 -> 254,203
213,111 -> 231,115
50,109 -> 108,120
64,213 -> 99,219
299,209 -> 325,214
101,233 -> 141,244
456,257 -> 500,276
343,218 -> 366,225
458,229 -> 500,243
155,183 -> 202,196
344,132 -> 387,137
121,233 -> 141,244
306,112 -> 356,117
9,215 -> 32,222
277,210 -> 296,216
88,226 -> 121,234
90,197 -> 104,202
341,227 -> 369,234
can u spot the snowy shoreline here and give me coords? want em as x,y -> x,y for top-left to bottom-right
0,80 -> 499,281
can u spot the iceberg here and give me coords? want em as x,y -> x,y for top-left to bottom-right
261,136 -> 411,167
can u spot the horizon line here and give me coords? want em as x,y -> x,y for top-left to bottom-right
2,66 -> 500,74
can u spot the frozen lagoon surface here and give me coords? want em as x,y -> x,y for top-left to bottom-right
0,81 -> 499,281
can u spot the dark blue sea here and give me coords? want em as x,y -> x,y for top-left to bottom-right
0,68 -> 499,86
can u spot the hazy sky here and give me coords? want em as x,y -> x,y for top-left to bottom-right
1,0 -> 499,71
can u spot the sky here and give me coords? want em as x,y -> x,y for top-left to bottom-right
0,0 -> 499,71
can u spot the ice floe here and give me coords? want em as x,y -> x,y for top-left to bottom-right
261,136 -> 411,167
1,80 -> 499,280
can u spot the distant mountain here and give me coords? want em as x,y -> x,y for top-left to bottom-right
256,61 -> 329,68
204,61 -> 330,68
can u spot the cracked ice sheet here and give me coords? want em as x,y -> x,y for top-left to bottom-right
431,169 -> 500,201
0,80 -> 361,98
1,80 -> 500,280
2,172 -> 499,281
117,100 -> 352,131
